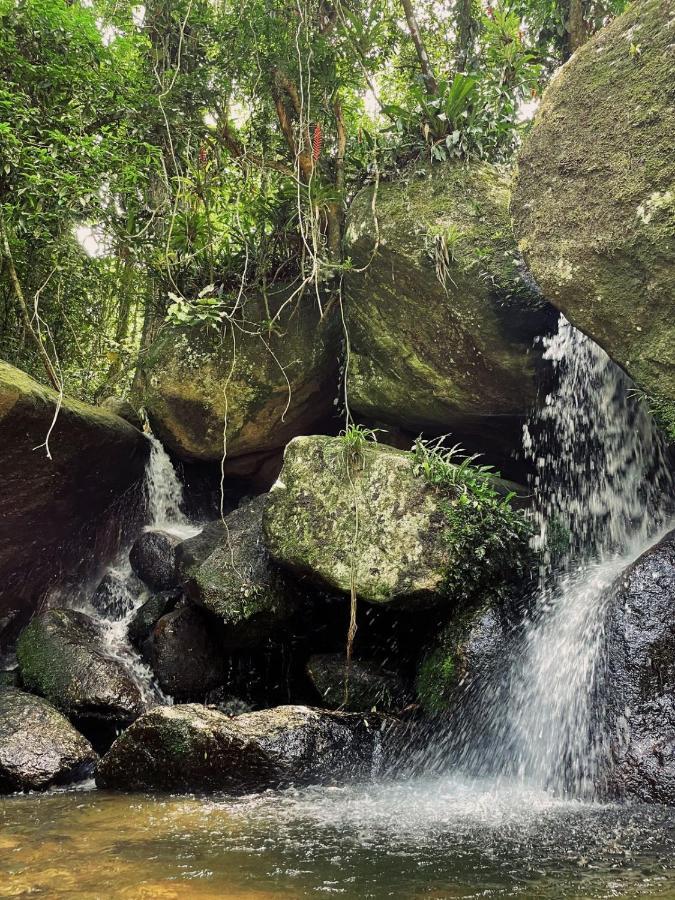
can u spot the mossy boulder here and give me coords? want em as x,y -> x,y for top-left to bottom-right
176,496 -> 296,647
306,653 -> 411,713
416,604 -> 507,715
129,529 -> 181,591
512,0 -> 675,438
16,609 -> 147,724
0,688 -> 97,793
344,161 -> 554,439
134,289 -> 339,473
0,361 -> 148,648
96,703 -> 391,793
263,435 -> 529,608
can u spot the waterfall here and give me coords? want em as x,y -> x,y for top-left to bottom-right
502,317 -> 674,796
144,435 -> 188,531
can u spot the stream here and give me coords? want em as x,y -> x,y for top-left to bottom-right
1,318 -> 674,899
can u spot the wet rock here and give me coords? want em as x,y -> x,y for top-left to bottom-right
264,435 -> 529,608
133,287 -> 339,475
0,669 -> 20,689
306,653 -> 411,713
416,603 -> 508,714
99,397 -> 143,432
0,688 -> 97,792
96,704 -> 391,793
128,591 -> 179,649
344,161 -> 553,449
16,609 -> 146,724
603,530 -> 675,803
177,496 -> 295,647
512,0 -> 675,436
204,687 -> 254,716
143,605 -> 227,700
0,360 -> 148,651
130,530 -> 180,591
90,572 -> 135,621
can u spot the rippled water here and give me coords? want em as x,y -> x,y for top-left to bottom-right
2,777 -> 675,899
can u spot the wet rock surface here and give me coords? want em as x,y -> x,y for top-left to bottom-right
306,653 -> 411,713
16,609 -> 147,724
603,529 -> 675,803
90,572 -> 136,621
142,605 -> 227,700
130,530 -> 181,591
128,592 -> 179,649
0,360 -> 148,650
96,704 -> 392,793
0,687 -> 97,793
177,496 -> 295,647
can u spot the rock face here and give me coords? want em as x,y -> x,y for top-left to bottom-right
344,161 -> 553,441
603,530 -> 675,803
307,653 -> 410,712
142,605 -> 227,699
90,572 -> 135,621
128,592 -> 178,648
130,530 -> 181,591
99,397 -> 143,432
264,436 -> 527,608
96,704 -> 389,793
134,288 -> 339,473
0,361 -> 148,648
0,688 -> 97,793
512,0 -> 675,436
416,603 -> 508,714
177,497 -> 295,646
16,609 -> 146,724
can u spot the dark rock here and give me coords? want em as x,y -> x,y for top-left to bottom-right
603,530 -> 675,803
177,496 -> 295,646
0,361 -> 148,651
143,605 -> 227,700
128,591 -> 179,649
16,609 -> 146,724
130,530 -> 180,591
0,687 -> 97,792
306,653 -> 411,712
204,687 -> 254,716
96,703 -> 392,793
100,397 -> 143,432
90,572 -> 135,621
0,669 -> 20,689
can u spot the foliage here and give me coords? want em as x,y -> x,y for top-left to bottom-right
412,436 -> 532,602
339,423 -> 380,470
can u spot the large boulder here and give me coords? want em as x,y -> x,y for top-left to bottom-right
0,361 -> 148,648
129,529 -> 181,591
142,605 -> 227,699
90,572 -> 136,621
133,288 -> 339,473
16,609 -> 147,724
512,0 -> 675,437
96,703 -> 390,793
177,496 -> 295,646
344,161 -> 554,445
263,435 -> 529,608
306,653 -> 411,713
0,688 -> 97,793
603,530 -> 675,803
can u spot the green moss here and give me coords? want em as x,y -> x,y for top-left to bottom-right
416,645 -> 458,714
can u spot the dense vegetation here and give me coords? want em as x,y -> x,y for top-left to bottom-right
0,0 -> 626,401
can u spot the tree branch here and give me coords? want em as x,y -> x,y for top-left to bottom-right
400,0 -> 438,97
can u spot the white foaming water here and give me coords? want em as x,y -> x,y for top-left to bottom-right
144,435 -> 194,536
505,317 -> 674,796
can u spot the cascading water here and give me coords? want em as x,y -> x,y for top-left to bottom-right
144,435 -> 191,535
491,317 -> 674,796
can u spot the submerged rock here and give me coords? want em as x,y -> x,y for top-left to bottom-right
96,704 -> 390,793
0,688 -> 97,793
344,161 -> 553,446
264,435 -> 528,608
603,530 -> 675,803
143,605 -> 227,700
133,288 -> 339,474
16,609 -> 146,724
306,653 -> 411,713
512,0 -> 675,436
130,530 -> 181,591
0,360 -> 148,650
90,572 -> 136,621
177,496 -> 295,646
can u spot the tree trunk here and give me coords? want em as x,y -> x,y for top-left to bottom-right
400,0 -> 438,96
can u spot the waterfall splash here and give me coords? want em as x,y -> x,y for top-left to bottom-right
144,435 -> 190,534
498,317 -> 673,796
